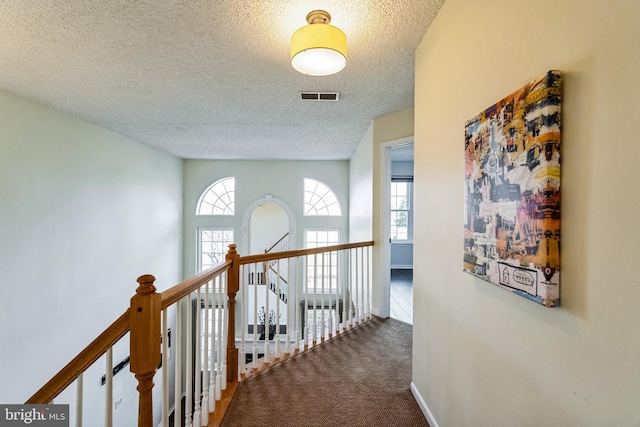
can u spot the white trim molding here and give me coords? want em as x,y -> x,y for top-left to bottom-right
241,194 -> 296,255
411,382 -> 439,427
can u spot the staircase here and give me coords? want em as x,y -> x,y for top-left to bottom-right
25,240 -> 374,427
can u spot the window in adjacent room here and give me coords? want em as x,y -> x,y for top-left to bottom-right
390,179 -> 413,241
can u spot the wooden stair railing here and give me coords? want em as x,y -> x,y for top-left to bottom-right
26,241 -> 374,427
26,254 -> 235,427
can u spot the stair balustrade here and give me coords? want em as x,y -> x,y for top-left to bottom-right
26,241 -> 373,427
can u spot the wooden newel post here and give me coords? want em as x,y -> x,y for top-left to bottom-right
129,274 -> 161,427
225,244 -> 240,383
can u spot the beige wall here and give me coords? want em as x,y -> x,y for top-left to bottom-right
350,108 -> 414,316
413,1 -> 640,426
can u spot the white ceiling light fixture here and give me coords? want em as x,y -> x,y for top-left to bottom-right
291,10 -> 347,76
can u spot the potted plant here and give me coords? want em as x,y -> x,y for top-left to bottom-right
257,306 -> 278,340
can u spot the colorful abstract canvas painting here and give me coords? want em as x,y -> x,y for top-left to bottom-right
463,70 -> 562,307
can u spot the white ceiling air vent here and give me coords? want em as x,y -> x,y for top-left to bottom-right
300,92 -> 340,101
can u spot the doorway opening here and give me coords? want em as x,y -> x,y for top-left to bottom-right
388,143 -> 414,324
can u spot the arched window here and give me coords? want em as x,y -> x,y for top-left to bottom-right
303,178 -> 342,216
196,177 -> 235,215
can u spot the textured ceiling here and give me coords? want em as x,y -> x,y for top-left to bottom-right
0,0 -> 445,160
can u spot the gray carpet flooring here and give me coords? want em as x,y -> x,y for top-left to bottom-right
220,317 -> 429,427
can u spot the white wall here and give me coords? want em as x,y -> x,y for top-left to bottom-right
413,1 -> 640,426
250,203 -> 289,255
349,122 -> 374,243
0,89 -> 182,420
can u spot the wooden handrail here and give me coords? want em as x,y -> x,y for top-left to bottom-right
26,310 -> 130,404
264,232 -> 289,254
160,260 -> 232,310
240,241 -> 374,265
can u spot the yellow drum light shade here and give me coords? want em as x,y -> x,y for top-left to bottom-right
291,10 -> 347,76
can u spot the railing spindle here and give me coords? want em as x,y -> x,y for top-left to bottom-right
365,247 -> 370,319
252,262 -> 258,368
320,252 -> 327,342
75,373 -> 83,427
220,273 -> 228,391
209,276 -> 219,414
174,299 -> 182,425
105,347 -> 113,427
201,281 -> 210,426
240,265 -> 246,375
291,256 -> 298,352
194,287 -> 202,427
275,259 -> 281,356
185,292 -> 193,427
162,309 -> 169,427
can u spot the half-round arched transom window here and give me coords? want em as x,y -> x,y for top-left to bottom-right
304,178 -> 342,216
196,177 -> 235,215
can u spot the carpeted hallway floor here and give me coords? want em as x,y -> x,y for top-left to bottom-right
220,317 -> 429,427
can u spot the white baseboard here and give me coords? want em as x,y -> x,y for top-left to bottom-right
391,265 -> 413,269
371,307 -> 389,318
411,382 -> 439,427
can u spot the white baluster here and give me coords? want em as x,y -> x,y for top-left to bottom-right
344,249 -> 350,329
75,373 -> 83,427
304,256 -> 309,347
321,252 -> 326,341
264,261 -> 270,364
185,294 -> 193,427
209,276 -> 220,414
105,347 -> 112,427
174,298 -> 185,426
275,259 -> 280,356
194,288 -> 202,427
162,309 -> 169,427
291,256 -> 298,352
215,276 -> 222,400
336,252 -> 342,336
221,273 -> 228,390
253,262 -> 258,368
240,265 -> 246,375
312,253 -> 317,346
174,299 -> 182,425
367,246 -> 372,319
201,282 -> 210,427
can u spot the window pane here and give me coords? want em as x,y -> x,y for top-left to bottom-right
196,177 -> 235,215
304,178 -> 342,216
305,229 -> 340,292
391,181 -> 411,241
200,228 -> 234,271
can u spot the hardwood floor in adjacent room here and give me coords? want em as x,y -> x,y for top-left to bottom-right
390,268 -> 413,324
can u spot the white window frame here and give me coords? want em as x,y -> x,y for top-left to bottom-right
390,179 -> 414,242
304,229 -> 341,293
197,227 -> 235,272
303,178 -> 342,216
196,177 -> 235,216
